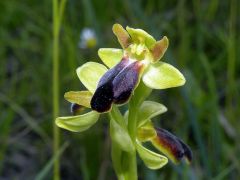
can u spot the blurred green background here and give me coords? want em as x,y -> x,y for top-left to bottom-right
0,0 -> 239,179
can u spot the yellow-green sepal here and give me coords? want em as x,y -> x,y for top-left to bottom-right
136,140 -> 168,170
64,91 -> 92,108
143,62 -> 186,89
98,48 -> 123,68
55,111 -> 100,132
76,62 -> 108,93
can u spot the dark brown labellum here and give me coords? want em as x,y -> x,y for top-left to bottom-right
153,127 -> 192,163
91,57 -> 143,113
90,83 -> 114,113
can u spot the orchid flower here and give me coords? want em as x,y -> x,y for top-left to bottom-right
56,24 -> 192,179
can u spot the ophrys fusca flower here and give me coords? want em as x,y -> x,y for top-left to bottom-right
56,24 -> 192,177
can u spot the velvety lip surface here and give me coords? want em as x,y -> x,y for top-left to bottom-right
152,127 -> 192,164
91,57 -> 144,113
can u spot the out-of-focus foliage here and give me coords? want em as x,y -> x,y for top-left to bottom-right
0,0 -> 239,179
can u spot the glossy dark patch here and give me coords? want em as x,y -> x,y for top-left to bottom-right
153,127 -> 192,163
90,82 -> 114,113
90,57 -> 143,113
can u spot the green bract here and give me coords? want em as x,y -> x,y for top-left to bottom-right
56,23 -> 192,179
136,140 -> 168,170
110,114 -> 134,153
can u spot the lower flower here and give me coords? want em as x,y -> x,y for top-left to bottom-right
132,100 -> 192,166
151,127 -> 192,164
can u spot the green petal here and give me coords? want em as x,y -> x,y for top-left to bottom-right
98,48 -> 123,68
137,121 -> 157,142
136,140 -> 168,170
76,62 -> 108,93
126,26 -> 156,48
64,91 -> 92,108
112,24 -> 132,48
137,101 -> 167,127
150,36 -> 169,62
110,118 -> 134,153
55,111 -> 100,132
143,62 -> 186,89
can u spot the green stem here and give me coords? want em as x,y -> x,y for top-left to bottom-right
52,0 -> 67,179
126,82 -> 151,180
111,106 -> 127,129
128,101 -> 138,141
109,106 -> 137,180
125,99 -> 138,180
53,0 -> 60,178
109,82 -> 151,179
124,151 -> 137,180
128,81 -> 151,140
